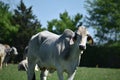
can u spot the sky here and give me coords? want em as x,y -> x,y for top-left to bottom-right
1,0 -> 94,37
2,0 -> 87,27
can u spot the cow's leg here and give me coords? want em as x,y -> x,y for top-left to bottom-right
27,59 -> 36,80
57,69 -> 64,80
23,63 -> 28,71
5,62 -> 8,66
40,68 -> 49,80
0,56 -> 4,69
35,64 -> 39,71
0,57 -> 2,69
67,70 -> 76,80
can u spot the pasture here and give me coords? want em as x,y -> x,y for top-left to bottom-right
0,64 -> 120,80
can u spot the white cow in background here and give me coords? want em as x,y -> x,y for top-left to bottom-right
18,58 -> 28,71
0,44 -> 18,69
18,58 -> 39,71
27,26 -> 93,80
18,46 -> 39,71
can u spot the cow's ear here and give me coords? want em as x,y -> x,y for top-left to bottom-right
70,32 -> 77,45
87,34 -> 94,45
73,32 -> 77,41
69,38 -> 74,45
77,22 -> 82,28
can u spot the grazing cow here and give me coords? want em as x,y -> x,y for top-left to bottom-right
27,26 -> 93,80
18,58 -> 39,71
18,58 -> 28,71
18,46 -> 39,71
0,44 -> 18,69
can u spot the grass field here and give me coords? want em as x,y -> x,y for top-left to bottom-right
0,64 -> 120,80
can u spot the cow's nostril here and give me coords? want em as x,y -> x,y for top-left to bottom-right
79,45 -> 86,50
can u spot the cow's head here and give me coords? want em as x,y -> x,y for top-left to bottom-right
10,47 -> 18,55
5,46 -> 18,55
73,26 -> 94,51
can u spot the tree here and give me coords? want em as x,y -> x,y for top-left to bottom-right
11,0 -> 42,58
47,11 -> 82,34
0,1 -> 18,44
85,0 -> 120,44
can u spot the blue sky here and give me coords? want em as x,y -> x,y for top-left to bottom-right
2,0 -> 95,37
24,0 -> 87,27
3,0 -> 87,27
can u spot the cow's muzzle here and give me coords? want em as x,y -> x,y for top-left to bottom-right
79,45 -> 86,50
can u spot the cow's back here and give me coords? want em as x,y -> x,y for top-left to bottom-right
29,31 -> 59,46
38,31 -> 59,43
28,31 -> 59,56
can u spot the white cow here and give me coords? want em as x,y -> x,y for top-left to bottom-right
0,44 -> 18,69
18,46 -> 39,71
18,58 -> 28,71
18,58 -> 39,71
27,26 -> 93,80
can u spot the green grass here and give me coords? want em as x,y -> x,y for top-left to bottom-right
0,64 -> 120,80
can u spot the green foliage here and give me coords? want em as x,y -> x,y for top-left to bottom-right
84,0 -> 120,68
85,0 -> 120,44
47,11 -> 82,34
11,0 -> 43,59
0,64 -> 120,80
81,42 -> 120,68
0,1 -> 18,44
104,40 -> 120,48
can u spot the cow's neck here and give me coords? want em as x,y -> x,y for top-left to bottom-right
67,38 -> 81,61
